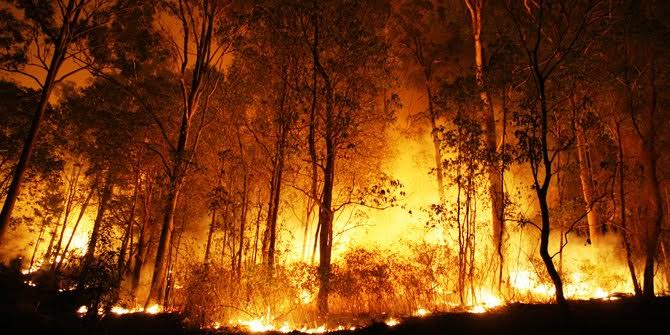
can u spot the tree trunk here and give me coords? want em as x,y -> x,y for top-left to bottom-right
426,86 -> 446,205
302,197 -> 315,259
252,201 -> 262,265
204,209 -> 216,265
464,0 -> 504,280
51,165 -> 81,271
0,38 -> 68,245
266,140 -> 286,272
79,172 -> 113,286
131,214 -> 152,299
118,174 -> 140,277
640,60 -> 662,298
537,82 -> 566,306
316,145 -> 335,315
56,186 -> 94,273
575,121 -> 600,245
29,215 -> 49,273
237,174 -> 248,277
616,122 -> 642,296
82,173 -> 113,264
146,177 -> 179,306
146,0 -> 217,306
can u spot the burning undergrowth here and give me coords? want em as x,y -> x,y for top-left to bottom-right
118,238 -> 640,333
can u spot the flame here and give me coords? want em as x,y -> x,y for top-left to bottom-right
109,304 -> 162,316
414,308 -> 430,317
469,305 -> 487,314
230,317 -> 357,334
385,318 -> 400,326
238,319 -> 275,333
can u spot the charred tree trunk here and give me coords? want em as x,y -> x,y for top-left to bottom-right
252,200 -> 262,265
147,0 -> 219,306
131,179 -> 154,299
56,186 -> 94,273
575,120 -> 600,245
616,122 -> 642,296
464,0 -> 504,283
316,142 -> 335,315
640,59 -> 663,299
311,10 -> 337,314
29,215 -> 49,273
266,113 -> 288,272
118,173 -> 140,277
237,174 -> 248,277
535,76 -> 566,307
427,86 -> 445,204
0,15 -> 73,244
79,171 -> 114,286
147,176 -> 180,306
51,164 -> 81,271
204,209 -> 216,266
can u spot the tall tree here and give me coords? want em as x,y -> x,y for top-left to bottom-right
0,0 -> 120,245
463,0 -> 505,285
506,0 -> 606,306
145,0 -> 238,307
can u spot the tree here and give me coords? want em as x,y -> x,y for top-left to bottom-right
302,0 -> 396,314
463,0 -> 505,284
506,0 -> 607,306
144,0 -> 239,307
392,0 -> 461,205
0,0 -> 121,245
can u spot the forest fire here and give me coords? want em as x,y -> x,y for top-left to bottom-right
1,0 -> 670,334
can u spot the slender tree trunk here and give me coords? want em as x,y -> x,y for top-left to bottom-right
221,205 -> 229,266
266,146 -> 285,271
426,86 -> 445,204
51,165 -> 81,271
575,120 -> 600,245
252,201 -> 262,265
0,38 -> 69,245
42,219 -> 60,270
641,60 -> 663,298
317,145 -> 335,315
237,175 -> 248,277
147,177 -> 179,306
147,0 -> 218,306
616,122 -> 641,296
79,172 -> 114,286
536,79 -> 566,306
29,215 -> 49,273
302,197 -> 314,259
310,5 -> 336,315
464,0 -> 504,281
56,186 -> 94,272
118,174 -> 140,276
131,215 -> 152,300
204,209 -> 216,265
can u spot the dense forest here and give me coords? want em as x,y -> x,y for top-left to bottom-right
1,0 -> 669,332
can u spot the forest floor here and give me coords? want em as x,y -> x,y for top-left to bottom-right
2,266 -> 669,335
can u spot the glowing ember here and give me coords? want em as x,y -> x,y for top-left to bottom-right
385,318 -> 400,327
478,289 -> 503,308
145,304 -> 161,314
77,305 -> 88,315
109,304 -> 161,315
469,305 -> 487,314
414,308 -> 430,317
239,319 -> 275,333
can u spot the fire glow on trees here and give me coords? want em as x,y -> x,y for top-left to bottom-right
1,0 -> 670,333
